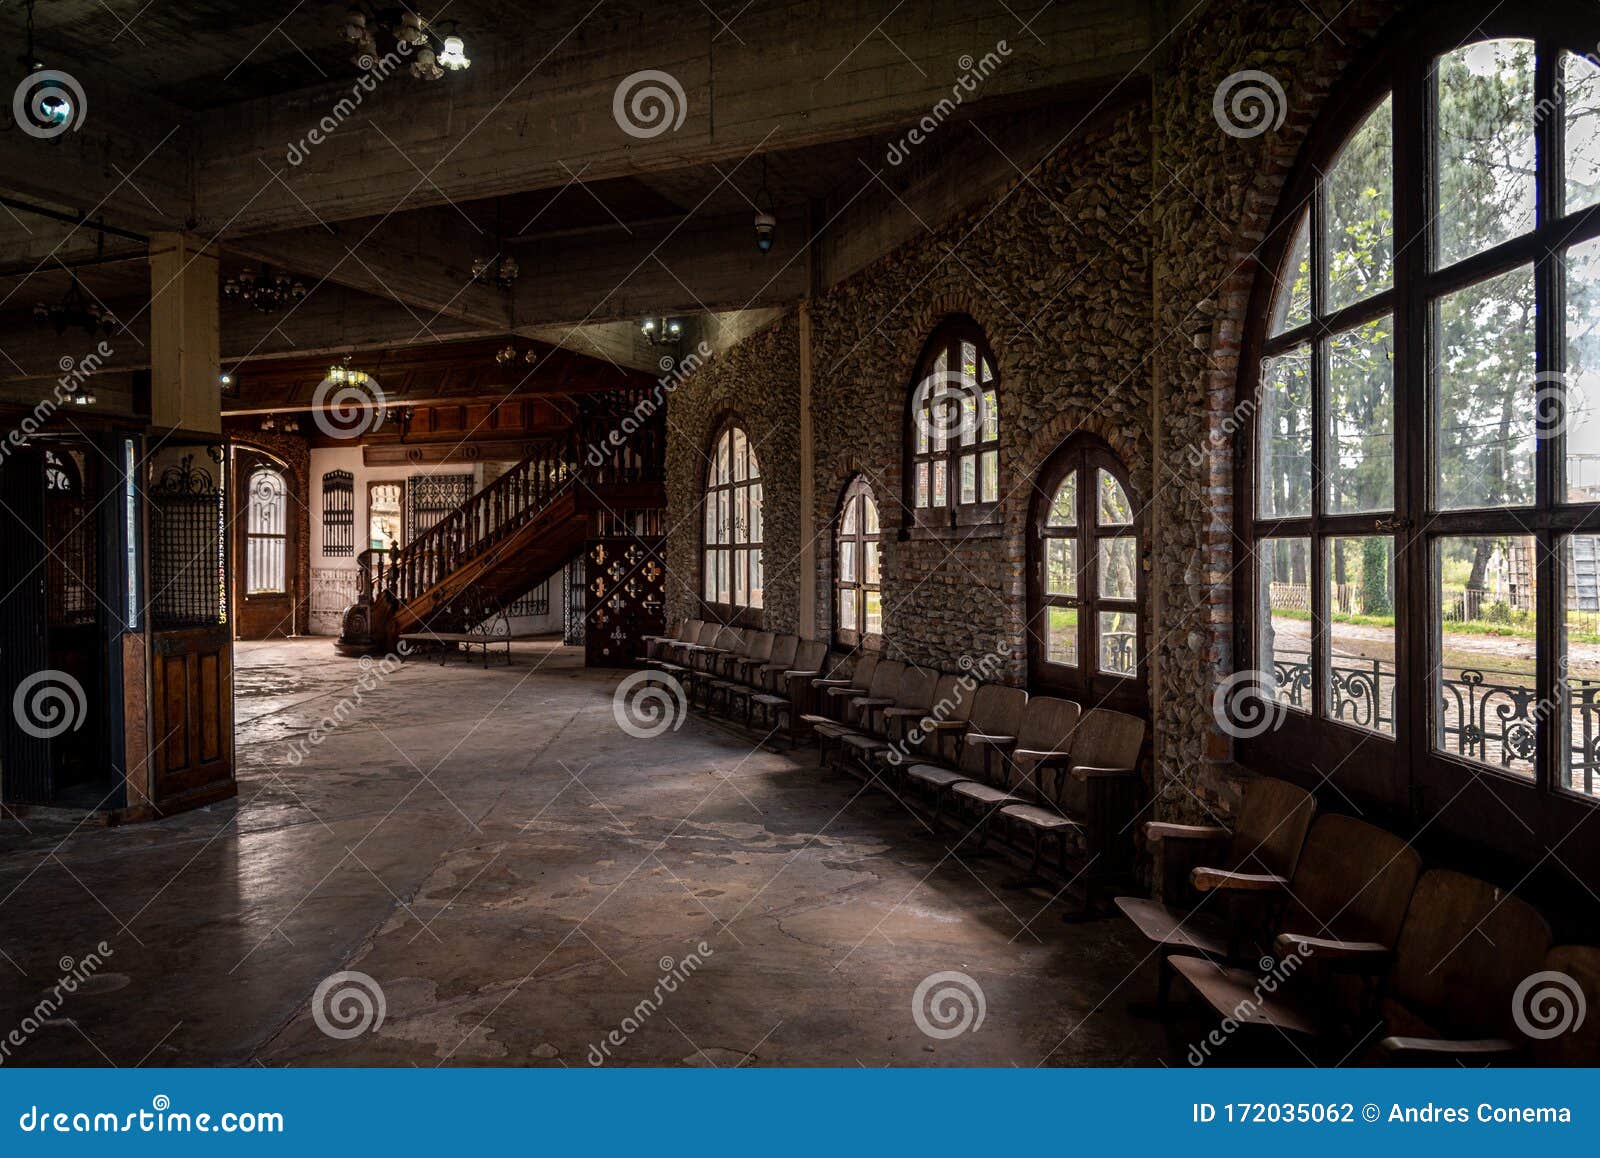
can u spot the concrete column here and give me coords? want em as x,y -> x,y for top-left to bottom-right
147,232 -> 221,434
798,301 -> 817,638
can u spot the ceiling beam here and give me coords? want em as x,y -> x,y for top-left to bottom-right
192,0 -> 1155,236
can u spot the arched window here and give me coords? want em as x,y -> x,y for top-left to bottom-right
1244,26 -> 1600,819
702,424 -> 763,615
834,476 -> 882,645
1029,438 -> 1141,704
906,318 -> 1000,529
246,466 -> 288,595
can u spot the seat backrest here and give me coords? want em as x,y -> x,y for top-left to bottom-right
682,619 -> 702,641
746,632 -> 775,661
912,673 -> 976,763
1284,814 -> 1421,949
1051,708 -> 1145,814
1017,696 -> 1081,754
849,653 -> 880,690
895,666 -> 937,711
690,621 -> 716,645
1229,775 -> 1316,877
960,684 -> 1027,774
1532,944 -> 1600,1065
792,639 -> 827,675
866,660 -> 905,701
712,625 -> 744,652
1389,869 -> 1552,1041
768,634 -> 799,668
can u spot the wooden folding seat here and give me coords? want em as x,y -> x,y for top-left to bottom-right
640,619 -> 700,662
904,683 -> 1027,824
801,653 -> 880,732
1120,774 -> 1316,935
1526,945 -> 1600,1066
1171,869 -> 1550,1061
947,696 -> 1081,824
724,634 -> 799,724
809,660 -> 904,766
877,673 -> 977,782
702,631 -> 772,711
750,640 -> 831,737
839,666 -> 936,775
1128,813 -> 1419,1007
658,621 -> 714,670
989,707 -> 1144,875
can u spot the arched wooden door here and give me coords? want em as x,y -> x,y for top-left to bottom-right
233,449 -> 297,639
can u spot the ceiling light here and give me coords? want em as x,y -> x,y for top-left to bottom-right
754,157 -> 776,253
33,277 -> 115,337
639,317 -> 682,347
438,35 -> 470,71
393,12 -> 428,46
223,264 -> 307,313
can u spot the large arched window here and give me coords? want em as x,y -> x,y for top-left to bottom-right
1029,437 -> 1141,705
1243,21 -> 1600,848
834,476 -> 882,646
702,424 -> 763,616
246,466 -> 288,595
906,318 -> 1000,529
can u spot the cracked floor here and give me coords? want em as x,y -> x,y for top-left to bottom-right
0,638 -> 1170,1067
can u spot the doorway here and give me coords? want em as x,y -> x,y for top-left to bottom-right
233,448 -> 297,639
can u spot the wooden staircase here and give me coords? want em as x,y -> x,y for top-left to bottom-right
337,397 -> 665,655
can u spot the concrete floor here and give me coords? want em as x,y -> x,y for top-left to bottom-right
0,638 -> 1173,1067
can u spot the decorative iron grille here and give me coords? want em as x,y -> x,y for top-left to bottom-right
322,469 -> 354,557
44,450 -> 96,627
149,451 -> 226,630
405,472 -> 474,542
507,580 -> 550,618
563,559 -> 585,646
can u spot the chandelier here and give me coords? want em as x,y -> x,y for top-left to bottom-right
338,7 -> 471,80
223,265 -> 307,313
472,253 -> 519,288
33,277 -> 116,337
639,317 -> 683,347
494,344 -> 540,366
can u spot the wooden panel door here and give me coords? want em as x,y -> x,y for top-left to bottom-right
234,449 -> 296,639
151,627 -> 233,799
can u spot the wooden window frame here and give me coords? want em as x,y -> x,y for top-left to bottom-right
834,475 -> 883,649
1027,436 -> 1146,711
699,422 -> 764,622
1237,8 -> 1600,886
244,465 -> 288,596
904,317 -> 1002,534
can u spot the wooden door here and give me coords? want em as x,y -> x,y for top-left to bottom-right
146,447 -> 234,807
234,449 -> 295,639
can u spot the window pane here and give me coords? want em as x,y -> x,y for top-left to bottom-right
1098,611 -> 1137,677
1046,538 -> 1077,597
1326,316 -> 1395,513
1096,469 -> 1132,526
747,447 -> 760,480
916,462 -> 929,508
839,587 -> 857,632
246,536 -> 285,595
982,387 -> 999,442
916,420 -> 929,455
716,432 -> 731,484
1434,264 -> 1536,510
931,459 -> 947,506
842,498 -> 857,534
1434,535 -> 1536,779
981,449 -> 998,502
1046,605 -> 1078,667
1434,39 -> 1536,268
959,393 -> 977,448
735,487 -> 749,545
749,483 -> 763,542
1564,236 -> 1600,496
1562,533 -> 1600,798
1258,538 -> 1311,712
1047,474 -> 1076,526
717,549 -> 730,603
1098,536 -> 1137,600
865,589 -> 882,635
749,549 -> 763,608
1269,213 -> 1311,335
1325,536 -> 1395,735
840,541 -> 856,583
733,546 -> 746,605
1258,346 -> 1313,518
864,497 -> 879,534
1565,52 -> 1600,214
704,501 -> 715,548
247,469 -> 285,533
1325,96 -> 1394,310
959,453 -> 976,503
717,489 -> 730,544
732,427 -> 748,481
704,552 -> 716,600
864,541 -> 879,584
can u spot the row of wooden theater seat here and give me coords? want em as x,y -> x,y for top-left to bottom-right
637,621 -> 839,736
795,651 -> 1147,909
1113,775 -> 1600,1065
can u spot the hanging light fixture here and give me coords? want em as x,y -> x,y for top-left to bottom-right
438,34 -> 471,71
222,264 -> 307,313
753,157 -> 776,253
33,276 -> 116,337
639,317 -> 683,347
335,7 -> 470,78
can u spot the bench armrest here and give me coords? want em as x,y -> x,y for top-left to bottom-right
1191,867 -> 1288,893
965,733 -> 1017,747
1274,933 -> 1389,965
1144,822 -> 1230,843
925,719 -> 968,732
1014,748 -> 1073,766
811,678 -> 852,688
1071,763 -> 1137,779
1379,1036 -> 1518,1064
852,697 -> 895,708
